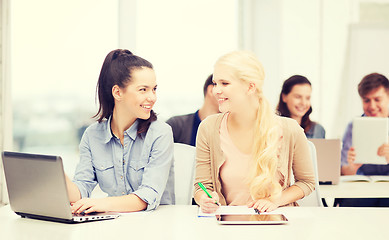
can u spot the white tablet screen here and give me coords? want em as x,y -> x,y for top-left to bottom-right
353,117 -> 388,165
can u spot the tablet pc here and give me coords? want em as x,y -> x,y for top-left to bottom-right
216,214 -> 288,225
352,117 -> 388,165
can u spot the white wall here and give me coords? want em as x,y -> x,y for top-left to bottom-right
248,0 -> 325,127
248,0 -> 283,107
133,0 -> 239,121
321,0 -> 355,139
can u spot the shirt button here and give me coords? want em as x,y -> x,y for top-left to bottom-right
120,175 -> 123,179
124,144 -> 127,147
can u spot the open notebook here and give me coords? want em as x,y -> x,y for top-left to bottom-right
198,205 -> 258,217
340,175 -> 389,183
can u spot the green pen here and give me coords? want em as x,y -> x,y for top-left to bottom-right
198,182 -> 218,205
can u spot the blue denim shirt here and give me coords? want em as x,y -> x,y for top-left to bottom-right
73,117 -> 175,211
306,122 -> 326,139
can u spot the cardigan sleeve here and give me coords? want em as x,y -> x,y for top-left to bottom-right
193,116 -> 215,196
289,120 -> 316,196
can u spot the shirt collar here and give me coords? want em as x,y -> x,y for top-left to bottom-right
125,120 -> 139,141
103,115 -> 139,143
103,115 -> 115,143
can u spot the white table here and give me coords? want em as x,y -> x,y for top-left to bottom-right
319,181 -> 389,206
1,204 -> 389,240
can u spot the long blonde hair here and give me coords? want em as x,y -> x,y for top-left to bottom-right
216,51 -> 282,200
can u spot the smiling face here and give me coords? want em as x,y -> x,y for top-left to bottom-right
362,86 -> 389,117
117,67 -> 157,121
281,83 -> 311,121
212,63 -> 251,113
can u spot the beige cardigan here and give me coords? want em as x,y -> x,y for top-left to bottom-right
194,113 -> 315,206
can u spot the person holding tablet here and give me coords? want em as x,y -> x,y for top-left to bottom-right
194,51 -> 315,213
276,75 -> 325,139
339,73 -> 389,207
66,49 -> 174,213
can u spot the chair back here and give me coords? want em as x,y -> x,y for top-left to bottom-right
173,143 -> 196,205
295,140 -> 323,207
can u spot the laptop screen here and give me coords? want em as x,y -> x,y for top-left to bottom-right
309,139 -> 341,185
2,151 -> 73,220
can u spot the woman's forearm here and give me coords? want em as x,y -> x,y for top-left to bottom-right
341,164 -> 359,175
272,185 -> 304,207
65,174 -> 81,203
108,194 -> 147,212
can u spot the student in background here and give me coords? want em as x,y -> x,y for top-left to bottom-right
194,51 -> 315,213
339,72 -> 389,207
166,74 -> 220,146
276,75 -> 325,139
65,49 -> 174,213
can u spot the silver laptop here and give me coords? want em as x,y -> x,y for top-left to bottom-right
309,139 -> 341,185
2,151 -> 119,223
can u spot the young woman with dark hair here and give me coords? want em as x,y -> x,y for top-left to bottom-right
66,49 -> 174,213
276,75 -> 325,139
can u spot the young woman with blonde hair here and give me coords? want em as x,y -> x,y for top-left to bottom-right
194,51 -> 315,213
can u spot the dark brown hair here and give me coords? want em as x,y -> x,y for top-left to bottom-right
203,74 -> 213,97
358,73 -> 389,98
276,75 -> 313,133
94,49 -> 157,135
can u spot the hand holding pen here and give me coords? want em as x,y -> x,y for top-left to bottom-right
198,183 -> 220,213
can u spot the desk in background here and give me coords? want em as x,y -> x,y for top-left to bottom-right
1,205 -> 389,240
319,180 -> 389,206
